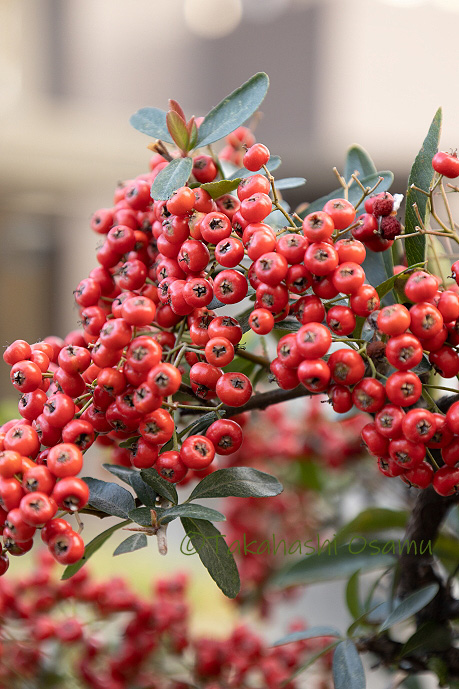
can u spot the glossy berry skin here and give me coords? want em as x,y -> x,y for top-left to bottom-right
326,305 -> 356,336
328,350 -> 365,386
243,143 -> 270,171
249,308 -> 274,335
402,409 -> 436,444
47,443 -> 83,478
19,492 -> 57,526
361,423 -> 389,456
49,530 -> 85,564
385,334 -> 423,371
297,359 -> 331,392
432,151 -> 459,178
206,419 -> 243,455
216,373 -> 252,407
296,323 -> 331,359
302,212 -> 334,242
322,198 -> 355,230
329,385 -> 353,413
404,271 -> 438,303
304,242 -> 338,276
180,435 -> 215,470
375,405 -> 405,439
332,262 -> 365,295
213,270 -> 248,305
389,438 -> 425,469
377,304 -> 410,336
155,451 -> 188,483
352,378 -> 386,413
385,371 -> 422,407
350,284 -> 380,317
433,466 -> 459,496
409,302 -> 443,340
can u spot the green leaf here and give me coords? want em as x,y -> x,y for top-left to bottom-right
62,520 -> 130,579
400,621 -> 452,657
228,155 -> 281,181
166,110 -> 189,151
404,107 -> 442,266
103,464 -> 157,506
346,571 -> 363,620
295,460 -> 325,492
188,467 -> 283,501
83,477 -> 135,518
273,626 -> 341,647
196,72 -> 269,148
336,509 -> 408,543
347,602 -> 387,637
345,144 -> 377,181
333,640 -> 366,689
301,171 -> 393,217
274,541 -> 396,588
140,468 -> 178,504
113,533 -> 148,556
118,435 -> 140,449
129,504 -> 226,526
181,411 -> 219,439
151,157 -> 193,201
180,518 -> 240,598
129,107 -> 173,143
379,583 -> 439,632
200,178 -> 241,199
274,177 -> 306,190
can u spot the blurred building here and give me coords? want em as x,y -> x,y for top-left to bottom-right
1,0 -> 459,394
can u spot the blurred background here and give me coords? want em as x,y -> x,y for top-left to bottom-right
0,0 -> 458,682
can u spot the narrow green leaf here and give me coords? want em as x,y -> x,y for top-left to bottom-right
274,541 -> 396,589
347,602 -> 387,637
140,468 -> 178,504
404,108 -> 442,266
103,464 -> 137,486
113,533 -> 148,556
181,411 -> 219,439
197,72 -> 269,147
333,640 -> 366,689
180,518 -> 240,598
346,571 -> 363,620
188,467 -> 283,502
336,509 -> 408,543
300,171 -> 393,217
151,157 -> 193,201
273,626 -> 341,647
400,621 -> 452,657
379,583 -> 439,632
228,155 -> 281,181
200,178 -> 241,199
166,110 -> 189,151
345,144 -> 377,181
274,177 -> 306,190
83,477 -> 135,518
118,435 -> 140,449
129,107 -> 173,143
62,520 -> 130,580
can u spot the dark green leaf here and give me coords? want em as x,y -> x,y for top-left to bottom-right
151,157 -> 193,201
228,155 -> 281,181
379,583 -> 439,632
180,518 -> 240,598
404,108 -> 442,266
159,504 -> 226,524
345,144 -> 377,181
336,509 -> 408,543
197,72 -> 269,147
140,468 -> 178,504
166,110 -> 189,151
129,504 -> 226,526
181,411 -> 219,439
427,658 -> 449,686
275,540 -> 396,588
274,177 -> 306,190
401,621 -> 452,656
346,571 -> 363,620
361,242 -> 393,293
272,318 -> 301,333
118,435 -> 140,449
301,171 -> 393,217
333,640 -> 366,689
129,107 -> 173,143
83,477 -> 135,518
62,520 -> 130,580
273,626 -> 341,647
103,464 -> 157,506
113,533 -> 148,556
200,179 -> 241,199
130,473 -> 157,507
188,467 -> 283,501
294,460 -> 325,492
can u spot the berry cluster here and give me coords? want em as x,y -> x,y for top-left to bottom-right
0,552 -> 334,689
